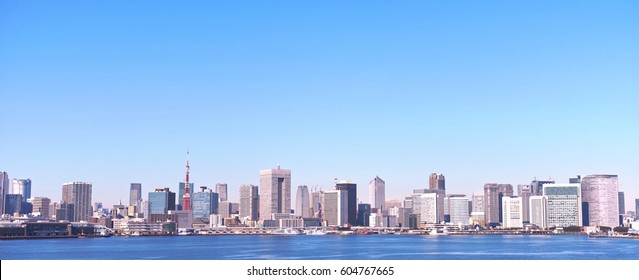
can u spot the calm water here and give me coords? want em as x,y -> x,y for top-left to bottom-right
1,234 -> 638,260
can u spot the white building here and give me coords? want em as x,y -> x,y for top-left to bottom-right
369,176 -> 385,211
447,195 -> 469,225
581,175 -> 619,227
529,196 -> 547,228
502,196 -> 523,228
543,183 -> 582,227
418,193 -> 438,224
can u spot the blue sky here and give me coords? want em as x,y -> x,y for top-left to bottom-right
1,1 -> 638,209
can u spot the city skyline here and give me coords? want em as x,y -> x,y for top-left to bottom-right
2,1 -> 638,208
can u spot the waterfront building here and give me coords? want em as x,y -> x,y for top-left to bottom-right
389,206 -> 411,228
636,199 -> 639,220
178,182 -> 194,210
4,194 -> 22,215
335,181 -> 357,225
170,210 -> 193,228
129,183 -> 142,208
448,195 -> 469,225
239,184 -> 259,221
61,182 -> 92,222
618,192 -> 625,215
531,179 -> 555,196
140,200 -> 149,219
0,171 -> 8,214
30,197 -> 51,218
218,201 -> 231,218
369,176 -> 385,211
216,183 -> 228,202
191,187 -> 219,223
581,175 -> 619,227
417,193 -> 437,224
529,196 -> 547,228
310,190 -> 323,218
11,179 -> 31,202
357,203 -> 371,226
517,184 -> 532,223
55,203 -> 74,221
502,196 -> 523,228
414,188 -> 445,223
369,212 -> 381,227
295,185 -> 310,218
322,190 -> 348,226
484,183 -> 513,227
543,183 -> 582,227
471,192 -> 485,226
148,188 -> 176,215
259,166 -> 291,221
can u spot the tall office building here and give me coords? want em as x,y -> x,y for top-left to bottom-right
0,171 -> 8,214
414,188 -> 445,223
239,184 -> 259,221
295,185 -> 310,218
129,183 -> 142,208
471,192 -> 485,226
581,175 -> 619,227
322,190 -> 348,226
369,176 -> 385,211
310,190 -> 323,218
30,197 -> 51,218
636,199 -> 639,219
216,183 -> 228,202
448,195 -> 469,225
61,182 -> 92,222
531,179 -> 555,196
11,179 -> 31,202
529,196 -> 547,228
4,194 -> 22,215
178,182 -> 194,210
517,184 -> 532,223
429,173 -> 445,190
502,196 -> 523,228
218,201 -> 232,219
357,203 -> 371,226
335,181 -> 357,226
484,183 -> 514,227
618,192 -> 625,215
543,183 -> 582,227
259,166 -> 291,221
417,193 -> 438,224
191,187 -> 219,223
148,188 -> 176,215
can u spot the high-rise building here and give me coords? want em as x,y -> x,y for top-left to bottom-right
618,192 -> 625,215
295,185 -> 310,218
322,190 -> 348,226
218,201 -> 232,219
502,196 -> 523,228
310,190 -> 323,218
369,176 -> 385,211
56,203 -> 74,221
178,182 -> 194,210
0,171 -> 9,214
11,179 -> 31,202
429,173 -> 445,190
216,183 -> 228,202
635,199 -> 639,219
4,194 -> 22,215
517,184 -> 532,223
259,166 -> 291,221
129,183 -> 142,208
581,175 -> 619,227
414,188 -> 445,223
61,182 -> 92,222
484,183 -> 513,227
417,193 -> 438,224
335,181 -> 357,226
191,187 -> 219,223
148,188 -> 176,215
529,196 -> 547,228
30,197 -> 51,218
531,179 -> 555,196
357,203 -> 371,226
448,195 -> 469,225
239,184 -> 259,221
543,183 -> 582,227
470,192 -> 485,226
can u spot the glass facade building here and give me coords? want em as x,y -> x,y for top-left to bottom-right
148,188 -> 176,215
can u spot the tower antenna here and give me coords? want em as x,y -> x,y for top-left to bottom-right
183,148 -> 192,211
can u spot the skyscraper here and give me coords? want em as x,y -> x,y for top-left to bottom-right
216,183 -> 228,202
429,173 -> 445,190
148,188 -> 176,215
239,184 -> 259,221
502,196 -> 523,228
335,181 -> 357,226
322,190 -> 348,226
484,183 -> 513,227
357,203 -> 371,226
1,171 -> 10,214
448,195 -> 469,225
581,175 -> 619,227
310,189 -> 323,218
11,179 -> 31,202
259,166 -> 291,221
191,187 -> 219,223
543,183 -> 582,227
129,183 -> 142,208
30,197 -> 51,218
618,192 -> 625,215
417,192 -> 438,224
295,185 -> 310,218
529,196 -> 547,228
4,194 -> 22,215
517,184 -> 532,223
471,192 -> 485,226
61,182 -> 92,222
369,176 -> 385,211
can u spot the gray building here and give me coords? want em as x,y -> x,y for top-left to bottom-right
0,171 -> 8,214
543,183 -> 582,227
239,184 -> 259,221
4,194 -> 22,215
259,166 -> 291,221
148,188 -> 176,215
484,183 -> 513,227
310,190 -> 322,218
129,183 -> 142,208
216,183 -> 228,202
335,181 -> 357,226
618,192 -> 625,215
322,190 -> 348,226
529,196 -> 547,228
11,179 -> 31,202
369,176 -> 385,211
531,179 -> 555,196
429,173 -> 445,191
517,184 -> 532,223
31,197 -> 51,218
191,187 -> 219,223
581,175 -> 619,227
448,195 -> 469,225
414,188 -> 445,223
295,185 -> 310,218
61,182 -> 92,222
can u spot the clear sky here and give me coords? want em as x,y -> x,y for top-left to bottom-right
1,1 -> 638,210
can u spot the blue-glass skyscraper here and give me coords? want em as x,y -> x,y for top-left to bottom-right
148,188 -> 176,215
191,187 -> 219,223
